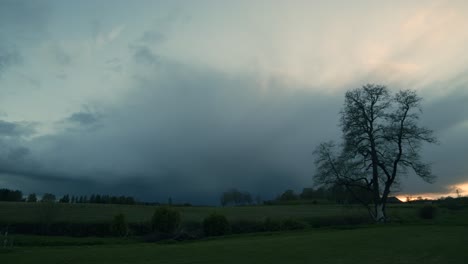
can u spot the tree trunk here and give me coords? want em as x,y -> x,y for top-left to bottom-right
373,203 -> 386,222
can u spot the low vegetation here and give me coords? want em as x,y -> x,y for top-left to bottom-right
2,225 -> 468,264
110,213 -> 128,237
151,207 -> 181,234
1,186 -> 467,263
203,213 -> 230,236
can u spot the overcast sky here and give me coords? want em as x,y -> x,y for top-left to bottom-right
1,0 -> 467,203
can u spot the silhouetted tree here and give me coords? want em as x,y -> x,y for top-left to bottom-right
59,194 -> 70,203
0,189 -> 23,202
278,190 -> 298,201
151,207 -> 181,234
27,193 -> 37,202
314,84 -> 437,222
203,213 -> 230,236
110,213 -> 128,236
41,193 -> 56,202
300,187 -> 327,200
220,189 -> 254,206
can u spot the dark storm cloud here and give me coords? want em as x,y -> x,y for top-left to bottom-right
2,57 -> 341,203
5,51 -> 468,202
422,88 -> 468,132
7,146 -> 30,161
2,41 -> 467,202
0,120 -> 35,137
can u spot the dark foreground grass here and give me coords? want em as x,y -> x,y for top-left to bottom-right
2,234 -> 137,247
2,225 -> 467,264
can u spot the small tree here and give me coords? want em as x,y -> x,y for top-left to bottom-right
59,194 -> 70,203
314,84 -> 437,222
278,190 -> 298,201
220,189 -> 253,206
41,193 -> 56,203
0,189 -> 23,201
151,207 -> 181,234
27,193 -> 37,202
203,213 -> 230,236
110,213 -> 128,236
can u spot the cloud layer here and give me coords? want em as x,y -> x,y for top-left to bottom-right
0,1 -> 467,203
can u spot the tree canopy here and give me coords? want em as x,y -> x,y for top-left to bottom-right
314,84 -> 437,222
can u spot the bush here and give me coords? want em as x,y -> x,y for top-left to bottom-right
110,213 -> 128,236
419,205 -> 437,219
203,213 -> 230,236
151,207 -> 181,234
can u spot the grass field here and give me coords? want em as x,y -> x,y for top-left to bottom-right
2,225 -> 468,264
0,202 -> 370,223
2,201 -> 468,263
1,201 -> 436,224
1,201 -> 466,226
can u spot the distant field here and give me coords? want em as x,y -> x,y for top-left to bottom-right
1,201 -> 465,225
0,202 -> 371,223
2,202 -> 468,228
2,225 -> 468,264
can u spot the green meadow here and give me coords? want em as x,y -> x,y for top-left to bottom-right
2,225 -> 468,264
0,201 -> 369,223
1,201 -> 468,263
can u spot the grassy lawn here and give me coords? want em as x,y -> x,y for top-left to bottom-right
2,225 -> 467,264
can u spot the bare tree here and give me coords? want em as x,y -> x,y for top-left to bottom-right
314,84 -> 437,222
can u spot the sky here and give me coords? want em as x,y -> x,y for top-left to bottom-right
1,0 -> 467,204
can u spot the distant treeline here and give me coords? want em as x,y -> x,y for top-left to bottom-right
220,189 -> 260,206
272,186 -> 453,205
0,188 -> 136,205
273,186 -> 375,204
0,189 -> 23,202
61,194 -> 136,205
219,185 -> 380,206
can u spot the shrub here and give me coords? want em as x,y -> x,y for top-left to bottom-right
110,213 -> 128,236
203,213 -> 230,236
419,205 -> 437,219
151,207 -> 181,234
